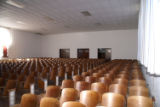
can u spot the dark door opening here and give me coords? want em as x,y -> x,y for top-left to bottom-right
77,48 -> 89,59
59,49 -> 70,58
98,48 -> 111,61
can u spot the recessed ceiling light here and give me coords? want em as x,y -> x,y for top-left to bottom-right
81,11 -> 92,16
6,0 -> 25,8
16,21 -> 25,24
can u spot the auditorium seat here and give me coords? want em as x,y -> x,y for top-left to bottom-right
131,71 -> 144,80
60,88 -> 78,106
58,68 -> 65,85
17,73 -> 25,82
62,101 -> 86,107
85,76 -> 97,84
98,77 -> 111,85
3,79 -> 16,96
73,75 -> 84,82
102,92 -> 125,107
116,74 -> 129,80
119,70 -> 129,75
61,80 -> 74,89
9,73 -> 17,80
40,97 -> 60,107
49,70 -> 56,84
20,94 -> 38,107
38,78 -> 44,90
75,81 -> 91,94
112,78 -> 128,86
109,84 -> 127,96
24,75 -> 35,89
127,96 -> 153,107
45,86 -> 61,98
80,90 -> 99,107
130,80 -> 146,87
104,73 -> 114,81
91,82 -> 108,102
129,86 -> 149,97
0,77 -> 5,87
2,72 -> 9,79
92,73 -> 103,79
81,72 -> 90,78
87,69 -> 94,75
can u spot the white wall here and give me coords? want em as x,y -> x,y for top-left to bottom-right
5,29 -> 138,59
41,29 -> 138,59
8,29 -> 42,58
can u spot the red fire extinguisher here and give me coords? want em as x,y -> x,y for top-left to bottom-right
3,46 -> 7,57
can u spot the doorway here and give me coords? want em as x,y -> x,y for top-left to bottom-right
59,49 -> 70,58
98,48 -> 111,61
77,48 -> 89,59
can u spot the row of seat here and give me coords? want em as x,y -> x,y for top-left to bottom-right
11,59 -> 154,107
0,58 -> 105,97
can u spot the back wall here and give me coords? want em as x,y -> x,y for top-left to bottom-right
41,29 -> 138,59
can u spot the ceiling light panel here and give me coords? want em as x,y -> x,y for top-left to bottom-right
6,0 -> 25,8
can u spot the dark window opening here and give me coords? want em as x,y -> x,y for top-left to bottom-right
59,49 -> 70,58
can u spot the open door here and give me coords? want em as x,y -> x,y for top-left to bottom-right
98,48 -> 111,61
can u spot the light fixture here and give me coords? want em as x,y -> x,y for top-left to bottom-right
26,58 -> 30,61
6,0 -> 24,8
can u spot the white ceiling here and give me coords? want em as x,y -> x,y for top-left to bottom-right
0,0 -> 140,35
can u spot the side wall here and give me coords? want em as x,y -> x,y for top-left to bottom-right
41,29 -> 138,59
8,29 -> 42,58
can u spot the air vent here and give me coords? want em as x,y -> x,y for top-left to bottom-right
35,32 -> 43,35
45,16 -> 55,22
81,11 -> 92,16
